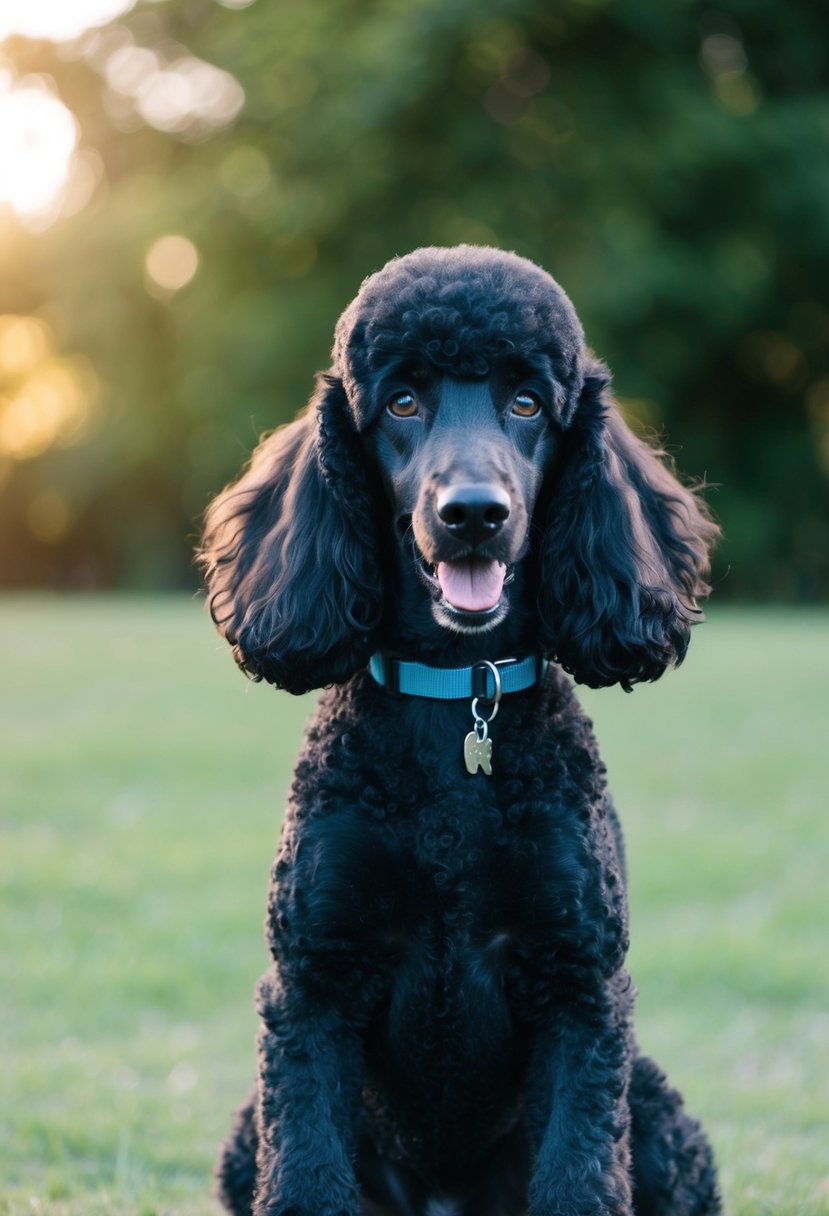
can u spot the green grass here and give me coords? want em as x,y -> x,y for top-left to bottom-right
1,597 -> 827,1216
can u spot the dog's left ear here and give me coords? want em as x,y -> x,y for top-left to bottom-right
199,375 -> 383,694
537,360 -> 720,689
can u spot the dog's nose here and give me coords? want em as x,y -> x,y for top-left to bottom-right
436,483 -> 511,546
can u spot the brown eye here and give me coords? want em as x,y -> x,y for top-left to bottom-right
512,391 -> 541,418
388,392 -> 418,418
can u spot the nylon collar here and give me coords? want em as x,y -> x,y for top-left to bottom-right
368,653 -> 546,701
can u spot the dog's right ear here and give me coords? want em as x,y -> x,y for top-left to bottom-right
198,375 -> 383,694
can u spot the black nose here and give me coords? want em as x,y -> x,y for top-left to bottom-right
436,483 -> 511,546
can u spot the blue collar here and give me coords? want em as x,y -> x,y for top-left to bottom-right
369,653 -> 547,701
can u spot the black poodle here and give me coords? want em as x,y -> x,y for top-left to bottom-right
199,245 -> 722,1216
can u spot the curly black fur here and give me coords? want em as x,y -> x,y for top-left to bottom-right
199,245 -> 721,1216
537,362 -> 717,690
202,376 -> 384,693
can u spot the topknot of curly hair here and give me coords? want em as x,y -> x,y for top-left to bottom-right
331,245 -> 586,429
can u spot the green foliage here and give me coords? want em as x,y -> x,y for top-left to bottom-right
0,0 -> 827,594
1,598 -> 828,1213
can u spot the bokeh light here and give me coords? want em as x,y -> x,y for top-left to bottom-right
133,57 -> 245,135
0,317 -> 51,378
0,316 -> 98,463
145,235 -> 199,294
0,0 -> 136,43
0,359 -> 95,460
0,81 -> 78,219
98,38 -> 246,137
219,145 -> 271,198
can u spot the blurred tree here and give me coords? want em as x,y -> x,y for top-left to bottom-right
0,0 -> 826,596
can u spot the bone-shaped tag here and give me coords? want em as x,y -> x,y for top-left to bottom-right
464,730 -> 493,776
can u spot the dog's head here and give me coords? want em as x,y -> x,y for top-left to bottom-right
200,246 -> 719,694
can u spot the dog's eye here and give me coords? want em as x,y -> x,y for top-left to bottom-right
387,392 -> 419,418
512,392 -> 541,418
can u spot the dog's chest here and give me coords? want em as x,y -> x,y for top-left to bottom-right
287,778 -> 588,963
278,679 -> 621,1010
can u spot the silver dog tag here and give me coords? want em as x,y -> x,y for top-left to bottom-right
464,720 -> 493,776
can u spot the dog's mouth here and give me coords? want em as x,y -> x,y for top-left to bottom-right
415,551 -> 514,630
436,558 -> 506,612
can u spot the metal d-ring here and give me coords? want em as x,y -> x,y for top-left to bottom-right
471,659 -> 502,727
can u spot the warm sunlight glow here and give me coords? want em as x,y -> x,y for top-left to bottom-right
0,315 -> 97,461
0,0 -> 136,43
0,360 -> 93,460
145,235 -> 199,294
0,83 -> 77,218
0,316 -> 51,378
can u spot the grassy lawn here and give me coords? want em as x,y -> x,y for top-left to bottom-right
1,596 -> 827,1216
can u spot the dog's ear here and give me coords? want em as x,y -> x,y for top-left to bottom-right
537,359 -> 720,689
199,375 -> 383,694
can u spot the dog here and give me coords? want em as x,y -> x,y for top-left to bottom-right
199,245 -> 722,1216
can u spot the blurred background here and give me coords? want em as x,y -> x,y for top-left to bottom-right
2,4 -> 828,1215
1,0 -> 827,598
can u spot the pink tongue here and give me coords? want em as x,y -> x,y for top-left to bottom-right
436,560 -> 506,612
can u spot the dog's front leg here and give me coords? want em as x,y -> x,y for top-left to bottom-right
252,969 -> 363,1216
525,976 -> 635,1216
